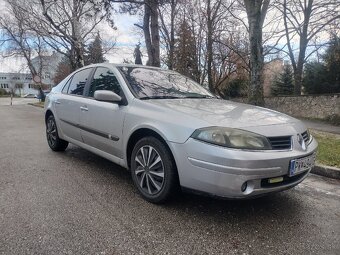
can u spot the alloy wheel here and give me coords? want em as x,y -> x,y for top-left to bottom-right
46,118 -> 57,148
134,145 -> 165,195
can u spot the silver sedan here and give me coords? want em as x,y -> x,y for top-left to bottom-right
44,63 -> 318,203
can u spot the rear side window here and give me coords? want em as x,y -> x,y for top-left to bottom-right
88,67 -> 121,97
68,68 -> 92,95
62,77 -> 72,93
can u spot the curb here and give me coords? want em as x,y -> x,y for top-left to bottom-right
311,164 -> 340,180
28,103 -> 44,108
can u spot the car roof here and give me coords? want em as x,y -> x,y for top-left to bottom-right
82,62 -> 165,71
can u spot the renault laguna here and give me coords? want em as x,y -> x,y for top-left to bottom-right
44,63 -> 318,203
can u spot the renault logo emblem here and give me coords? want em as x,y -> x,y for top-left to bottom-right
297,134 -> 307,151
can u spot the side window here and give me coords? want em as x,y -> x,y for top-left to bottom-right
68,68 -> 92,95
88,67 -> 122,97
62,77 -> 72,93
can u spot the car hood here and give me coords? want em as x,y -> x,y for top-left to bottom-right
146,98 -> 298,128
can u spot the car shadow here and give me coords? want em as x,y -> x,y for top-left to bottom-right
61,144 -> 304,222
51,144 -> 322,253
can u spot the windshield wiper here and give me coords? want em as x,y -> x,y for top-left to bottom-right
139,95 -> 182,100
182,95 -> 216,99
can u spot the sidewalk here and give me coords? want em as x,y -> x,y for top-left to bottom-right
302,119 -> 340,134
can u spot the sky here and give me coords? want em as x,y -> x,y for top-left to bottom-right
0,0 -> 147,73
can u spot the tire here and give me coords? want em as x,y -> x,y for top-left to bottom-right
46,115 -> 68,151
130,136 -> 179,203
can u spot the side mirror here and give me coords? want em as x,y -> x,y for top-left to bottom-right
94,90 -> 122,103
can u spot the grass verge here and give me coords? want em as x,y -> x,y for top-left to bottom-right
311,130 -> 340,168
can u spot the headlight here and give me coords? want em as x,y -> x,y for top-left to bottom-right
191,127 -> 272,150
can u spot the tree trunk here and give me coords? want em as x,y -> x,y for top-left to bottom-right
283,0 -> 314,95
71,0 -> 84,70
168,0 -> 175,70
244,0 -> 269,106
247,15 -> 264,105
293,1 -> 311,95
294,71 -> 303,95
144,0 -> 160,67
150,0 -> 160,67
143,2 -> 153,66
206,0 -> 214,93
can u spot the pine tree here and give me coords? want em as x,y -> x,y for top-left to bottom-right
173,20 -> 199,81
85,33 -> 105,65
271,64 -> 294,96
302,36 -> 340,94
323,35 -> 340,92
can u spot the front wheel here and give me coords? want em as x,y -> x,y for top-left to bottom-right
46,115 -> 68,151
130,137 -> 179,203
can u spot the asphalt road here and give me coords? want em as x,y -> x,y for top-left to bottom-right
0,104 -> 339,255
0,97 -> 38,106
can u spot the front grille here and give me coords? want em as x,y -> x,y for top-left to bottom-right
301,130 -> 310,143
268,136 -> 292,150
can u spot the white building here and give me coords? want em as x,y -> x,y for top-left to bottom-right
0,52 -> 63,96
31,51 -> 63,87
0,72 -> 36,96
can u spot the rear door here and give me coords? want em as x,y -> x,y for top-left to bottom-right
54,68 -> 93,142
79,67 -> 127,158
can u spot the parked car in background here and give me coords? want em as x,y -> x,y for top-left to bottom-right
37,90 -> 50,100
43,90 -> 50,96
23,93 -> 37,98
44,63 -> 318,203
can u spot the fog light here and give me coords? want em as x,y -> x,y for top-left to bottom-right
241,182 -> 247,192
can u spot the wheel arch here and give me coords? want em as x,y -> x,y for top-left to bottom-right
45,109 -> 54,123
126,128 -> 177,171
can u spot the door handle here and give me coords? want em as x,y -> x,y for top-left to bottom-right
55,100 -> 61,105
80,106 -> 88,111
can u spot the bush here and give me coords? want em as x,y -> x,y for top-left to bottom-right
0,88 -> 9,96
222,78 -> 248,98
325,114 -> 340,126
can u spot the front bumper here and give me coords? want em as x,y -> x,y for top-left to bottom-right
168,137 -> 318,199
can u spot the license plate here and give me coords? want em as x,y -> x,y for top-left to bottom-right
289,153 -> 316,177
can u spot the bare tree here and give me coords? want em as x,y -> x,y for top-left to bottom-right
159,0 -> 179,70
4,0 -> 107,71
132,0 -> 160,67
0,2 -> 46,84
279,0 -> 340,95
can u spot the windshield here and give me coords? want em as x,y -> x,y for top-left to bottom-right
118,66 -> 215,99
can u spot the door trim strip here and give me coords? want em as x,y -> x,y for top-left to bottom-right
60,118 -> 119,141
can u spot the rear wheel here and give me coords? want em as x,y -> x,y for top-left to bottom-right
46,115 -> 68,151
131,136 -> 179,203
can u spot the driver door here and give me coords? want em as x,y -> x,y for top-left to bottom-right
79,67 -> 127,158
